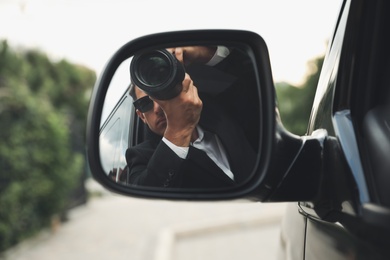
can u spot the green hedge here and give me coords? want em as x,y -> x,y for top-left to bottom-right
0,40 -> 95,251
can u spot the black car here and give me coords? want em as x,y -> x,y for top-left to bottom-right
87,0 -> 390,258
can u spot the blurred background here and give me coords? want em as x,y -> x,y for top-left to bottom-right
0,0 -> 341,259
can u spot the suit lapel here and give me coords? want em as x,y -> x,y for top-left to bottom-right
199,99 -> 257,184
187,146 -> 235,185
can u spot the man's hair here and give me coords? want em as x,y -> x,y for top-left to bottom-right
129,82 -> 137,101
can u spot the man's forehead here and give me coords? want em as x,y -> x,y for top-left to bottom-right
135,86 -> 147,98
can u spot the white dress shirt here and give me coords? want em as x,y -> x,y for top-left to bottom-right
162,126 -> 234,180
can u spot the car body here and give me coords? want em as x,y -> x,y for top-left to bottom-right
279,0 -> 390,259
87,0 -> 390,258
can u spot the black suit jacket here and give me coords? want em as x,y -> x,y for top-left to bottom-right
125,96 -> 257,189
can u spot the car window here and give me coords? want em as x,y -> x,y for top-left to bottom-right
357,1 -> 390,207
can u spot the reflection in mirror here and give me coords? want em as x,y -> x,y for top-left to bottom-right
99,45 -> 260,190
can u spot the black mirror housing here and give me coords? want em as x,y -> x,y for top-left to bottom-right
86,29 -> 318,201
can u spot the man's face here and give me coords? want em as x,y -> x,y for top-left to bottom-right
135,87 -> 167,136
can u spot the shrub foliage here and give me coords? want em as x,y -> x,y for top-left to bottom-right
0,40 -> 95,251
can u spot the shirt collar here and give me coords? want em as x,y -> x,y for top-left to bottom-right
193,125 -> 205,144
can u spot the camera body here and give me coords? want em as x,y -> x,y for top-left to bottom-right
130,49 -> 185,100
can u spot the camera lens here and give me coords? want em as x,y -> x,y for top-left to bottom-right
130,49 -> 185,100
137,54 -> 171,86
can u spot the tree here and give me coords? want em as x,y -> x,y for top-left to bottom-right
275,55 -> 324,135
0,40 -> 95,251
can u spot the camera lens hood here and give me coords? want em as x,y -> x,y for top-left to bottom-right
130,49 -> 185,100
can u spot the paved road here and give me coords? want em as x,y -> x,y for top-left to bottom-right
2,179 -> 288,260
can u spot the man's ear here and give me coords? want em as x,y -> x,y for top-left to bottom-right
136,109 -> 146,123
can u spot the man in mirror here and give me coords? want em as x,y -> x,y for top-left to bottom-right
126,46 -> 258,189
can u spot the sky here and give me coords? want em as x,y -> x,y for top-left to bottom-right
0,0 -> 342,86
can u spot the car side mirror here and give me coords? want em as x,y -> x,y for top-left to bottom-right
87,30 -> 324,201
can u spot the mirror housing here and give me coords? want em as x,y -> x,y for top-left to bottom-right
86,30 -> 325,201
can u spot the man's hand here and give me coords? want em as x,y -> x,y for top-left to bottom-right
153,73 -> 202,147
167,46 -> 217,67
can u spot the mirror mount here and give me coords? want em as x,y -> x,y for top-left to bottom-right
247,111 -> 327,202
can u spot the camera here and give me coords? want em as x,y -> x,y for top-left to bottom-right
130,49 -> 185,100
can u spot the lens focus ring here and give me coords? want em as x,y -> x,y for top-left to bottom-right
130,49 -> 185,100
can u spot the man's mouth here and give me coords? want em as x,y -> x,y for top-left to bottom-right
156,117 -> 166,127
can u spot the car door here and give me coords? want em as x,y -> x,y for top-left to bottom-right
300,0 -> 390,259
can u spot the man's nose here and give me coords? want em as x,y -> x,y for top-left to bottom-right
153,101 -> 163,113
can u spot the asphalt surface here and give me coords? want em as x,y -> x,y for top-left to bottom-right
1,179 -> 288,260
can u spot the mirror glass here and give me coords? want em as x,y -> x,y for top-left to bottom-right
99,45 -> 261,190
